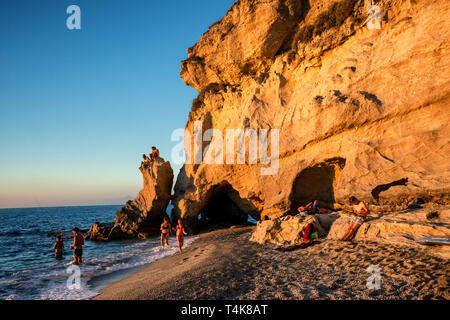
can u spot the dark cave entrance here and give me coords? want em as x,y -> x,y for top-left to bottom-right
290,158 -> 346,211
197,184 -> 253,231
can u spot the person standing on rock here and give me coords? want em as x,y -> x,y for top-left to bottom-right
341,196 -> 370,241
151,146 -> 160,160
160,217 -> 172,249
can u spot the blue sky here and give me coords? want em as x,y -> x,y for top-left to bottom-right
0,0 -> 235,208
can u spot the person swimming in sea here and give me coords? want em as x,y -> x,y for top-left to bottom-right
172,219 -> 188,253
160,216 -> 172,249
53,235 -> 64,259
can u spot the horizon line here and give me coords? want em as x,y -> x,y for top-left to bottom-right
0,203 -> 127,210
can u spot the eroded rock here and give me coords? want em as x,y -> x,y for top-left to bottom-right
250,214 -> 328,245
87,158 -> 174,240
173,0 -> 450,231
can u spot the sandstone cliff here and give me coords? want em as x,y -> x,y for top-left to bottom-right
88,158 -> 174,240
173,0 -> 450,231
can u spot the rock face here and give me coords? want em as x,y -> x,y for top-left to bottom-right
87,158 -> 174,240
173,0 -> 450,230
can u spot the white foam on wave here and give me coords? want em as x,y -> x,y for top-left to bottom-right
1,236 -> 197,300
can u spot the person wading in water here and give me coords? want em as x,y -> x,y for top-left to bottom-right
160,216 -> 172,249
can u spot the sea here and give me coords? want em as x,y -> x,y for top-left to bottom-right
0,205 -> 196,300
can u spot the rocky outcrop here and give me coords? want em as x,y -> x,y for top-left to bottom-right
173,0 -> 450,230
250,214 -> 329,245
327,207 -> 450,243
251,206 -> 450,258
87,158 -> 174,240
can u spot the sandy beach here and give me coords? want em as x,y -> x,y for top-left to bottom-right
94,226 -> 449,300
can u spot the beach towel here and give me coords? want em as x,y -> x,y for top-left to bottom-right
303,223 -> 315,242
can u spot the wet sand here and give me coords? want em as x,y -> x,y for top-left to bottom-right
94,226 -> 449,300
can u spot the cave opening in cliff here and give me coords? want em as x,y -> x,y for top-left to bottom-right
290,158 -> 346,211
196,184 -> 253,231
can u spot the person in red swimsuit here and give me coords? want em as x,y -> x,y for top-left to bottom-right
172,219 -> 188,253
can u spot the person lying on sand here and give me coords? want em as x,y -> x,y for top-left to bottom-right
297,200 -> 328,214
341,196 -> 370,241
70,227 -> 84,265
172,219 -> 188,253
160,217 -> 172,249
53,235 -> 64,259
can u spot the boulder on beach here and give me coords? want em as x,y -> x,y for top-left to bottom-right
87,222 -> 115,241
327,208 -> 450,244
250,214 -> 328,245
87,158 -> 174,240
251,206 -> 450,258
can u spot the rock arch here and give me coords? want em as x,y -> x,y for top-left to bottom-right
192,182 -> 257,232
289,158 -> 346,211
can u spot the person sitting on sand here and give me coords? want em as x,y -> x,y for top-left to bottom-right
53,235 -> 64,259
172,219 -> 188,253
341,196 -> 370,241
70,227 -> 84,265
298,200 -> 328,214
160,217 -> 172,249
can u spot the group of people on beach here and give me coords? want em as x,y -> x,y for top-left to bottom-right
52,217 -> 188,264
297,196 -> 369,241
52,227 -> 85,264
51,198 -> 367,264
140,146 -> 160,169
52,145 -> 366,263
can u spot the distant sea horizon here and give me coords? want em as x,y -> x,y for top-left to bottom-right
0,203 -> 127,211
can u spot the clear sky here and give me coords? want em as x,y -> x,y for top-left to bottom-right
0,0 -> 235,208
